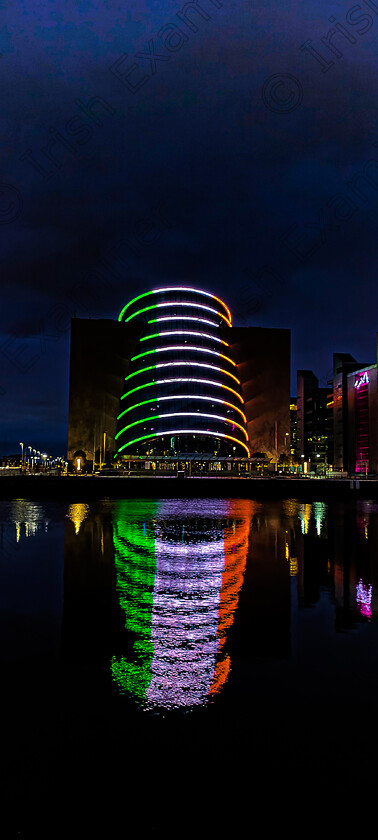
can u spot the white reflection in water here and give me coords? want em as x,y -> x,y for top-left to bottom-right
147,535 -> 227,708
10,500 -> 48,541
297,502 -> 326,536
111,500 -> 254,710
313,502 -> 326,536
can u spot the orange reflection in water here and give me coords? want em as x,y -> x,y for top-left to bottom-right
209,500 -> 258,696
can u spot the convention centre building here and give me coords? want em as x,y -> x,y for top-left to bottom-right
67,285 -> 290,473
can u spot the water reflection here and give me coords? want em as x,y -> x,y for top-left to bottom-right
10,499 -> 48,542
313,501 -> 327,537
55,496 -> 378,710
356,580 -> 373,619
67,503 -> 89,535
298,503 -> 312,535
111,500 -> 255,709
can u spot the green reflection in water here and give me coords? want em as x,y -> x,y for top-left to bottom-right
111,501 -> 158,698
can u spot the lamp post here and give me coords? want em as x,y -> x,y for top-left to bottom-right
274,420 -> 278,472
284,432 -> 289,473
20,442 -> 24,471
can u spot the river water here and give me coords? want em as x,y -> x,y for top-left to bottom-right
1,496 -> 378,834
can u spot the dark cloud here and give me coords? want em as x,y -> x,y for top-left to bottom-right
1,0 -> 378,451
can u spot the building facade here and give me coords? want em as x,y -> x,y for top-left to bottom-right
290,398 -> 297,458
346,364 -> 378,473
296,370 -> 333,470
332,353 -> 365,471
67,318 -> 143,470
226,326 -> 291,464
67,286 -> 291,470
327,339 -> 378,474
116,287 -> 250,458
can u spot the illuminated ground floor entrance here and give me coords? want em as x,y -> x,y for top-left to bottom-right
118,455 -> 270,475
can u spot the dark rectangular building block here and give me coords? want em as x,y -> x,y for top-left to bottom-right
67,318 -> 142,467
225,326 -> 291,458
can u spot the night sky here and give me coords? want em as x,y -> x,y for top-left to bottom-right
2,0 -> 378,455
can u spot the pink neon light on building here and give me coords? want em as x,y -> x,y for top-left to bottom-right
355,371 -> 369,390
355,371 -> 369,473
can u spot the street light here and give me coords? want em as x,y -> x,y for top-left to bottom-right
20,442 -> 24,469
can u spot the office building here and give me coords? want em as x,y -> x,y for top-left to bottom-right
296,370 -> 333,470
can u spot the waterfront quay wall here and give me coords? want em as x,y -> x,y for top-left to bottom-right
0,475 -> 377,501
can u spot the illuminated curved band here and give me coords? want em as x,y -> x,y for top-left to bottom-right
124,361 -> 240,385
120,378 -> 244,404
117,286 -> 249,457
122,301 -> 231,327
140,330 -> 229,346
119,287 -> 232,324
131,345 -> 236,365
118,430 -> 250,457
118,395 -> 247,423
148,315 -> 219,327
116,412 -> 249,441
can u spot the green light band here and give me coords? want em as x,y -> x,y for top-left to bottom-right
132,350 -> 157,361
121,380 -> 158,400
125,364 -> 156,382
140,332 -> 160,342
118,292 -> 154,322
125,304 -> 157,322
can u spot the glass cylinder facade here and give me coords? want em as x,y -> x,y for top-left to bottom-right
116,286 -> 249,457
